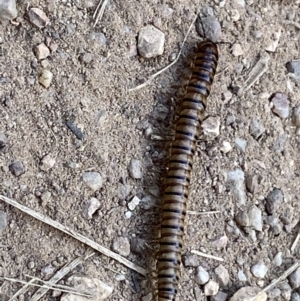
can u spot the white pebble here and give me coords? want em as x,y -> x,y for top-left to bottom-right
195,266 -> 210,285
124,211 -> 132,219
128,196 -> 140,211
232,44 -> 244,57
202,116 -> 220,138
237,270 -> 247,281
39,70 -> 53,88
220,141 -> 232,153
251,262 -> 268,278
128,159 -> 143,179
204,280 -> 219,296
82,171 -> 103,191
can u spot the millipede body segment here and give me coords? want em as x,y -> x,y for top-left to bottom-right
157,41 -> 219,301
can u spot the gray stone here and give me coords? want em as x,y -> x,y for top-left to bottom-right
82,197 -> 101,219
27,7 -> 50,28
250,119 -> 265,139
112,236 -> 130,257
0,132 -> 7,148
266,188 -> 283,214
153,104 -> 169,120
196,16 -> 221,43
292,105 -> 300,127
138,25 -> 165,58
195,266 -> 210,285
248,206 -> 262,231
215,264 -> 230,286
226,169 -> 246,205
251,262 -> 268,278
270,92 -> 290,119
289,267 -> 300,289
204,280 -> 219,296
87,32 -> 107,45
82,171 -> 103,191
237,270 -> 247,281
9,161 -> 25,176
117,183 -> 131,199
41,264 -> 54,276
0,0 -> 17,22
273,252 -> 282,266
40,154 -> 56,171
182,254 -> 199,267
211,291 -> 228,301
128,159 -> 143,179
235,138 -> 247,152
265,215 -> 282,235
0,210 -> 7,231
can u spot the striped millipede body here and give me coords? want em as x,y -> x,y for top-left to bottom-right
157,41 -> 219,301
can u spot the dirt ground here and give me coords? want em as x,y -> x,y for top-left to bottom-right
1,0 -> 300,300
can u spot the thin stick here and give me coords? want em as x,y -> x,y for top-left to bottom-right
0,195 -> 147,276
191,250 -> 224,262
263,262 -> 300,292
291,230 -> 300,253
9,278 -> 36,301
2,277 -> 92,297
129,15 -> 198,92
187,210 -> 221,215
93,0 -> 109,27
29,257 -> 83,301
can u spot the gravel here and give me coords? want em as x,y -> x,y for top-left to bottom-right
266,188 -> 284,214
9,160 -> 25,176
251,262 -> 268,278
270,92 -> 290,119
204,280 -> 219,296
214,264 -> 230,286
82,171 -> 103,192
112,236 -> 130,257
128,159 -> 143,179
226,169 -> 247,205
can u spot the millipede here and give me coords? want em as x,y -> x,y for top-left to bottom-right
156,40 -> 219,301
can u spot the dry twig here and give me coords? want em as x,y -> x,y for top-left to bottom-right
129,15 -> 198,92
191,250 -> 224,262
291,230 -> 300,253
9,278 -> 36,301
0,195 -> 147,276
93,0 -> 109,27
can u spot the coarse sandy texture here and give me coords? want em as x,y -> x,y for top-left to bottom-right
0,0 -> 300,300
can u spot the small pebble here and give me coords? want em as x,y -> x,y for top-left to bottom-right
211,235 -> 228,249
245,174 -> 258,194
130,237 -> 146,254
9,160 -> 25,176
269,288 -> 281,298
232,44 -> 244,56
251,30 -> 262,39
226,169 -> 246,205
237,270 -> 247,281
248,206 -> 262,231
235,210 -> 250,227
39,69 -> 53,88
117,183 -> 131,200
222,91 -> 232,102
230,9 -> 240,21
112,236 -> 130,257
128,159 -> 143,179
230,287 -> 267,301
137,25 -> 165,58
40,154 -> 56,171
265,31 -> 281,52
251,262 -> 268,278
0,132 -> 8,148
66,120 -> 84,140
195,266 -> 210,285
202,116 -> 220,138
0,0 -> 17,21
115,274 -> 126,281
235,138 -> 247,152
87,32 -> 107,45
265,216 -> 282,235
153,104 -> 169,120
211,291 -> 228,301
124,211 -> 132,219
182,254 -> 199,267
79,52 -> 93,64
215,264 -> 230,286
141,194 -> 157,209
128,196 -> 140,211
286,61 -> 300,85
82,171 -> 103,192
204,280 -> 219,296
194,286 -> 202,301
0,210 -> 7,231
292,105 -> 300,127
250,119 -> 265,139
34,43 -> 50,60
273,252 -> 282,266
27,7 -> 50,28
41,264 -> 54,276
291,292 -> 300,301
270,92 -> 289,119
220,141 -> 232,153
273,133 -> 287,152
289,267 -> 300,289
82,197 -> 101,219
141,293 -> 153,301
41,191 -> 51,206
27,261 -> 35,269
196,16 -> 221,43
266,188 -> 284,214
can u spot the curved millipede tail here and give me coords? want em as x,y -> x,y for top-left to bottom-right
157,41 -> 219,301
